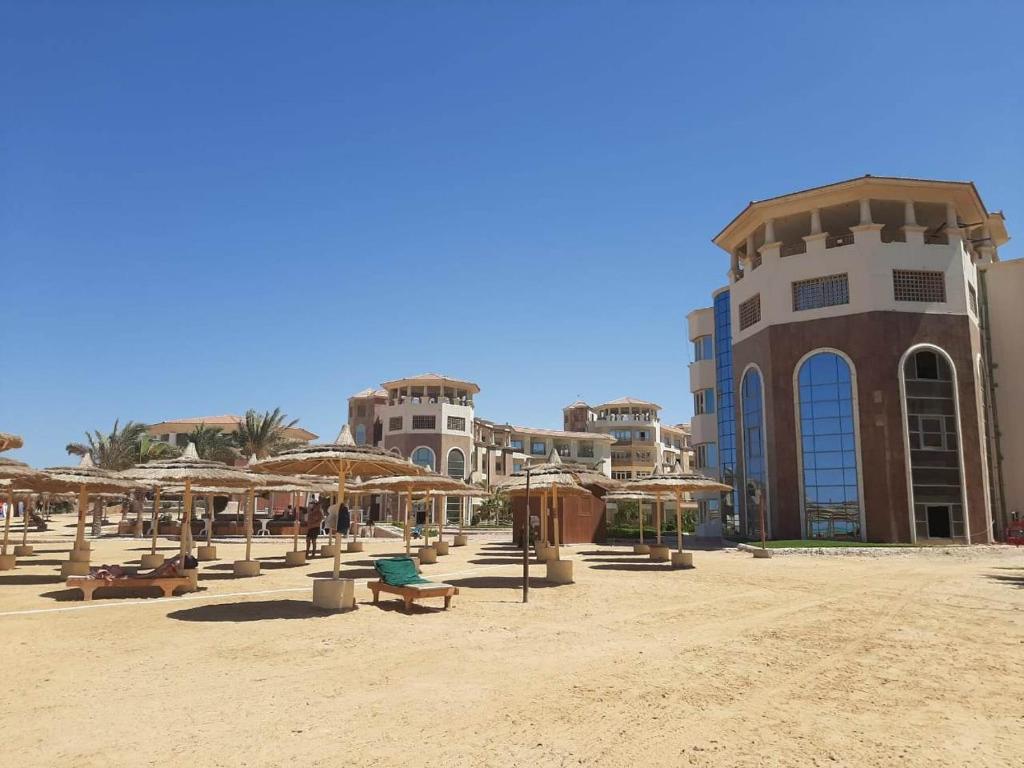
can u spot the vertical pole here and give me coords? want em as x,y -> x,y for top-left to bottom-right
206,493 -> 214,546
75,486 -> 88,550
245,488 -> 254,562
425,497 -> 432,546
551,482 -> 561,559
1,492 -> 12,556
656,495 -> 662,545
540,490 -> 548,547
404,492 -> 412,555
522,468 -> 531,603
151,486 -> 161,555
181,478 -> 193,567
20,492 -> 33,547
638,496 -> 644,544
333,464 -> 347,579
760,493 -> 767,551
675,490 -> 683,553
292,490 -> 300,553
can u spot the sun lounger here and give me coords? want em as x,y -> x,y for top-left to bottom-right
369,556 -> 458,613
65,557 -> 193,601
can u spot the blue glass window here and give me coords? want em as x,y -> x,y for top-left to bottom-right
714,291 -> 737,536
411,446 -> 435,470
741,368 -> 768,539
797,352 -> 861,539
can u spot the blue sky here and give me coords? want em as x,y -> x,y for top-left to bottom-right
2,1 -> 1022,467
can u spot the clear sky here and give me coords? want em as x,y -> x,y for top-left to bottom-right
2,1 -> 1022,467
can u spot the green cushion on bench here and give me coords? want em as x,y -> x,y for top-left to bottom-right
374,557 -> 431,587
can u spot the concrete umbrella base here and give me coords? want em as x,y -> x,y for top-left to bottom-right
285,550 -> 307,566
752,548 -> 773,559
649,544 -> 671,562
0,554 -> 16,571
545,558 -> 574,584
139,553 -> 165,569
61,560 -> 90,577
233,559 -> 261,577
453,534 -> 468,546
312,578 -> 355,612
196,546 -> 218,562
346,541 -> 364,553
671,552 -> 694,569
633,543 -> 651,555
418,546 -> 438,564
75,541 -> 91,552
13,545 -> 33,557
70,549 -> 91,563
535,545 -> 556,562
434,541 -> 450,556
320,544 -> 339,557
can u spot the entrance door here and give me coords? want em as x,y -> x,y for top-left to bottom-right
926,505 -> 952,538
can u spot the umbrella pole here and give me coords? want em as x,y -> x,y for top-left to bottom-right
675,490 -> 683,553
21,492 -> 34,548
206,493 -> 214,546
639,496 -> 644,545
75,486 -> 88,550
552,482 -> 560,559
437,495 -> 443,545
151,486 -> 161,555
333,465 -> 347,580
292,491 -> 299,553
245,488 -> 254,562
522,468 -> 531,604
656,495 -> 662,545
404,492 -> 411,555
181,479 -> 193,567
540,491 -> 547,548
1,491 -> 13,556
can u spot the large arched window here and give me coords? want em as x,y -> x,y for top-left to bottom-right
445,448 -> 467,524
411,446 -> 435,471
797,351 -> 862,540
355,424 -> 367,445
901,347 -> 965,541
740,367 -> 768,539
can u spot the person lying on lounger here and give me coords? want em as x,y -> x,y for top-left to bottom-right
86,554 -> 197,580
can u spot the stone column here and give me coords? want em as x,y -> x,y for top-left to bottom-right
759,219 -> 780,267
859,198 -> 873,225
804,207 -> 828,255
901,199 -> 927,245
852,198 -> 883,245
946,202 -> 964,245
810,208 -> 822,235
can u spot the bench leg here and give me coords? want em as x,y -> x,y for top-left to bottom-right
161,585 -> 174,598
403,595 -> 413,613
372,589 -> 380,604
81,586 -> 94,601
444,595 -> 452,610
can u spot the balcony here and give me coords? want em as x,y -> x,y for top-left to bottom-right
825,233 -> 854,249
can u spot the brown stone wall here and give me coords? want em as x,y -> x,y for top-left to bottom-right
732,311 -> 988,543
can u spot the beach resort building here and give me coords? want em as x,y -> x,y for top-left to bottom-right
146,415 -> 318,447
686,175 -> 1019,544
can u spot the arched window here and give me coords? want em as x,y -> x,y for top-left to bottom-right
411,446 -> 435,471
444,448 -> 467,524
740,367 -> 768,539
797,351 -> 862,540
355,424 -> 367,445
901,347 -> 965,540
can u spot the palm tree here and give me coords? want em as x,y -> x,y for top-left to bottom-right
66,420 -> 152,470
232,408 -> 302,459
188,423 -> 239,463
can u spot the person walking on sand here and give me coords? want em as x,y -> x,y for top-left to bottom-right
305,502 -> 324,557
337,501 -> 351,542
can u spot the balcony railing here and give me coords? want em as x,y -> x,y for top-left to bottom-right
825,233 -> 854,249
780,241 -> 807,257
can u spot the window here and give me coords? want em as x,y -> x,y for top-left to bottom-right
738,294 -> 761,330
388,417 -> 403,432
356,404 -> 367,417
968,283 -> 978,316
893,269 -> 946,303
792,273 -> 849,311
694,388 -> 716,415
175,433 -> 189,448
612,471 -> 632,480
692,335 -> 713,361
695,443 -> 718,471
411,446 -> 435,470
530,440 -> 547,455
797,352 -> 861,540
715,291 -> 738,537
578,441 -> 594,458
698,498 -> 720,523
611,429 -> 632,442
636,431 -> 650,442
446,448 -> 465,480
741,368 -> 768,539
447,416 -> 466,431
412,415 -> 436,430
509,439 -> 524,451
354,424 -> 367,445
512,462 -> 523,474
902,348 -> 964,539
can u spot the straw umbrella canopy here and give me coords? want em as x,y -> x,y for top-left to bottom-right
0,459 -> 46,560
36,455 -> 144,556
414,486 -> 489,537
497,451 -> 594,557
0,433 -> 23,453
624,462 -> 731,553
250,425 -> 423,578
121,443 -> 256,568
353,472 -> 471,552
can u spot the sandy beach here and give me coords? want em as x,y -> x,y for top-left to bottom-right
1,522 -> 1022,768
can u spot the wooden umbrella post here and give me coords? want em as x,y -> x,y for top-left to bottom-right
332,464 -> 347,579
639,496 -> 645,544
75,485 -> 89,552
292,491 -> 300,553
656,495 -> 662,545
151,486 -> 161,555
404,492 -> 412,555
20,492 -> 34,549
425,498 -> 432,546
1,491 -> 13,557
551,481 -> 560,560
245,489 -> 254,561
181,478 -> 193,571
674,490 -> 683,552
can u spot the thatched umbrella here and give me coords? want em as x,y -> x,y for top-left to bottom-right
35,455 -> 144,575
0,459 -> 46,569
357,473 -> 472,556
415,486 -> 489,545
0,433 -> 23,453
250,426 -> 422,583
604,490 -> 657,547
121,443 -> 255,571
625,462 -> 731,566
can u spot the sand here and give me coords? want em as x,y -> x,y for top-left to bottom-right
1,518 -> 1022,768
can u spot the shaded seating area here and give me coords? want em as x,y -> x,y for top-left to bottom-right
369,556 -> 458,612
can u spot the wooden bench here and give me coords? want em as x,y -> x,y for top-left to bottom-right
66,575 -> 191,601
368,580 -> 459,612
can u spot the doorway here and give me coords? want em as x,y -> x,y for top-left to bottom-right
926,505 -> 952,538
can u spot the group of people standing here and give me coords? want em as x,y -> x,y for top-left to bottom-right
304,497 -> 350,558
